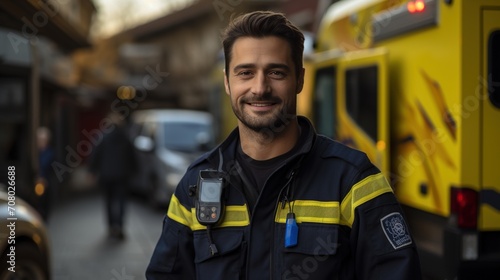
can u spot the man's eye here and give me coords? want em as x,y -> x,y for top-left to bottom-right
269,71 -> 286,78
237,71 -> 253,76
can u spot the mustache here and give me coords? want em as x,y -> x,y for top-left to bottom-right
240,95 -> 282,104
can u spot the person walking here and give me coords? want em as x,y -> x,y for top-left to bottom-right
89,111 -> 137,240
146,11 -> 421,279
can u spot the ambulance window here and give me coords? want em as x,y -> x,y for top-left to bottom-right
313,66 -> 336,139
345,66 -> 378,141
489,30 -> 500,108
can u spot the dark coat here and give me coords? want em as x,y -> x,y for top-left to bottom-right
89,124 -> 137,183
146,117 -> 421,279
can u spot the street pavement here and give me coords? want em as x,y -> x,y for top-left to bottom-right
46,188 -> 166,280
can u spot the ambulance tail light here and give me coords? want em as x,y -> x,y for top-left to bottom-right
450,187 -> 478,229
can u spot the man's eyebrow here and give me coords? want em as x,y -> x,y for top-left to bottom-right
267,63 -> 291,71
232,63 -> 291,73
233,63 -> 255,73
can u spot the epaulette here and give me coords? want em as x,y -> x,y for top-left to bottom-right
315,135 -> 373,171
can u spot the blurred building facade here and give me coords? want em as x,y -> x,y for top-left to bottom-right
0,0 -> 96,206
75,0 -> 334,106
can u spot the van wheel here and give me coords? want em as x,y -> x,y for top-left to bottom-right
0,242 -> 48,280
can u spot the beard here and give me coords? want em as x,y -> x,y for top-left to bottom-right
231,93 -> 296,134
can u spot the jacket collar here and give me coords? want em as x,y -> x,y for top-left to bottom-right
191,116 -> 316,173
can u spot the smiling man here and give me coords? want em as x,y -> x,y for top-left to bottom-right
226,34 -> 302,160
146,11 -> 421,280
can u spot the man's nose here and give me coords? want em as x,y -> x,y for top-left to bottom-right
251,72 -> 270,95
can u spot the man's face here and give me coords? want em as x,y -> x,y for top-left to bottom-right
224,36 -> 304,133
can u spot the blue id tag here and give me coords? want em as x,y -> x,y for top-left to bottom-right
285,213 -> 298,248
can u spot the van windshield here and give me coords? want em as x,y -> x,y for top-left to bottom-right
163,122 -> 212,152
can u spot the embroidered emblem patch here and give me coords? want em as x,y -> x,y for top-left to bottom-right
380,212 -> 412,250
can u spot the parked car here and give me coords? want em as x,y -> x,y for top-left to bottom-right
129,109 -> 216,207
0,186 -> 51,280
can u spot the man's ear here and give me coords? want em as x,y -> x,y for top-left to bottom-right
224,69 -> 230,96
296,67 -> 305,94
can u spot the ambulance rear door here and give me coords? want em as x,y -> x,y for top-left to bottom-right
336,48 -> 390,176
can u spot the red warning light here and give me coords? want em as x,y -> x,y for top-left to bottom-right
415,0 -> 425,11
450,188 -> 478,229
407,0 -> 425,13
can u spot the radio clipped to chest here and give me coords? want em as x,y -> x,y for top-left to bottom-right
195,170 -> 226,225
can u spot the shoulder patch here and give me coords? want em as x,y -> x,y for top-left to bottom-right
380,212 -> 412,250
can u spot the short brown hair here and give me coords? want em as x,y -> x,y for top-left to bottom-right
222,11 -> 304,79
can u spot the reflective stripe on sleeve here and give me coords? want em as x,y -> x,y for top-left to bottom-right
167,194 -> 250,231
167,194 -> 193,228
340,172 -> 393,227
274,173 -> 392,228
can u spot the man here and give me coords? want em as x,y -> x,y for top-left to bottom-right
36,127 -> 55,221
89,111 -> 137,239
146,11 -> 421,279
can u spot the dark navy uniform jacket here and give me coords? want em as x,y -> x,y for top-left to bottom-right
146,117 -> 421,279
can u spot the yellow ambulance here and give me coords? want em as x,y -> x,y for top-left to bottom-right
310,0 -> 500,278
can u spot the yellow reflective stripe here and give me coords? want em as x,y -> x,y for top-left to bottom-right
340,173 -> 393,227
274,174 -> 391,227
191,205 -> 250,230
167,194 -> 193,227
275,200 -> 340,224
167,195 -> 249,231
217,205 -> 250,227
190,218 -> 206,231
169,174 -> 391,230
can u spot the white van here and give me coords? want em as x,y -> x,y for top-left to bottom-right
129,109 -> 215,207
